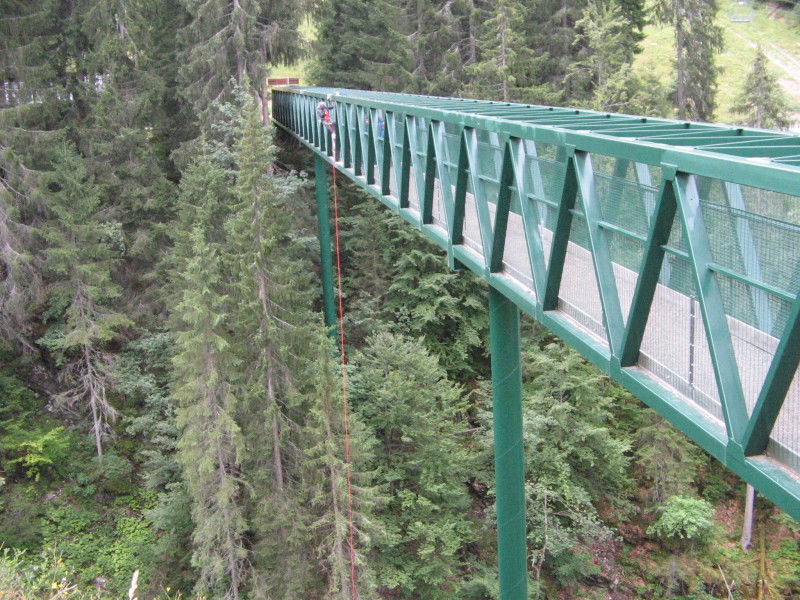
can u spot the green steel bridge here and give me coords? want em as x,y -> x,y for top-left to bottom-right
272,86 -> 800,598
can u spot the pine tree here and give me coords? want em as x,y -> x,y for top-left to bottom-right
301,335 -> 381,599
734,46 -> 791,130
178,0 -> 303,123
655,0 -> 724,121
487,333 -> 632,589
569,0 -> 635,100
349,332 -> 475,598
345,199 -> 489,381
173,224 -> 248,600
37,143 -> 132,458
310,0 -> 412,91
222,92 -> 319,596
402,0 -> 469,96
171,147 -> 248,599
464,0 -> 542,102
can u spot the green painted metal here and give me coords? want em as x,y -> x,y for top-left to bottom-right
489,287 -> 529,600
273,86 -> 800,530
743,295 -> 800,455
314,155 -> 337,331
574,151 -> 625,355
542,150 -> 578,310
620,173 -> 678,366
674,174 -> 748,443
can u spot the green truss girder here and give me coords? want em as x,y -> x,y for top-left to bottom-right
272,87 -> 800,524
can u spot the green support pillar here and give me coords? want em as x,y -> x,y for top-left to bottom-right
315,155 -> 337,331
488,287 -> 529,600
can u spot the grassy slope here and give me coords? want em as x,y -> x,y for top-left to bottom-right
269,18 -> 314,82
633,0 -> 800,125
276,2 -> 800,126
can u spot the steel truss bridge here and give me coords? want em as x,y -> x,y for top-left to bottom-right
272,86 -> 800,598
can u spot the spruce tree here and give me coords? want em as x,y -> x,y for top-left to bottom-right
310,0 -> 412,91
178,0 -> 303,123
172,225 -> 248,600
569,0 -> 635,100
349,332 -> 475,598
655,0 -> 724,121
402,0 -> 469,96
38,143 -> 132,458
172,147 -> 248,599
486,334 -> 632,589
301,335 -> 381,599
464,0 -> 543,102
734,46 -> 791,129
345,200 -> 489,381
223,92 -> 319,596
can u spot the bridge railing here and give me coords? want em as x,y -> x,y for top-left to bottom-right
272,87 -> 800,519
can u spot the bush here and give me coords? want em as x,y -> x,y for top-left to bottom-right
647,495 -> 715,546
0,547 -> 85,598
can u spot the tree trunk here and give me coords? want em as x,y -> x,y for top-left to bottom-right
500,9 -> 509,102
741,483 -> 755,551
467,0 -> 478,65
675,8 -> 687,118
84,345 -> 104,459
259,81 -> 270,125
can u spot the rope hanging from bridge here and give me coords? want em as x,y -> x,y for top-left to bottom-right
331,149 -> 359,599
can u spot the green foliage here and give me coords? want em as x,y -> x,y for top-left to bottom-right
654,0 -> 725,120
350,332 -> 476,598
647,495 -> 715,545
345,199 -> 489,381
635,414 -> 704,505
569,0 -> 636,99
310,0 -> 412,91
464,0 -> 546,102
179,0 -> 303,122
733,46 -> 792,129
38,495 -> 157,596
0,547 -> 85,599
0,374 -> 72,483
509,334 -> 632,587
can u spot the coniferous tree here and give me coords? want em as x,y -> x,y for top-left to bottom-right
301,335 -> 381,599
569,0 -> 635,101
223,92 -> 317,597
734,46 -> 791,129
403,0 -> 469,96
349,332 -> 475,598
345,199 -> 489,381
464,0 -> 544,102
38,143 -> 132,458
310,0 -> 412,91
172,152 -> 248,600
492,334 -> 632,589
178,0 -> 303,123
655,0 -> 724,120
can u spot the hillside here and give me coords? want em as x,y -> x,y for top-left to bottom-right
634,0 -> 800,127
276,2 -> 800,129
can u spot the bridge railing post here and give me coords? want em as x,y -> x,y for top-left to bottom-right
315,155 -> 337,332
489,287 -> 529,600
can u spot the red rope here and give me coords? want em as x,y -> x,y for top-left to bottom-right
331,143 -> 359,600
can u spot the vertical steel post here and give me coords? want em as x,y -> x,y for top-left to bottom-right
488,287 -> 528,600
315,155 -> 337,331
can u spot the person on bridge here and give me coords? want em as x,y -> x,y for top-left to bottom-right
317,100 -> 332,131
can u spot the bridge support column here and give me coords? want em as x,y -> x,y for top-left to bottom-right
488,287 -> 529,600
315,155 -> 337,331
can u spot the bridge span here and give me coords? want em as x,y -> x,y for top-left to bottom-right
272,86 -> 800,598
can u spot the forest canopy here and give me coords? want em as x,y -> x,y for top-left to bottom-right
0,0 -> 798,598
